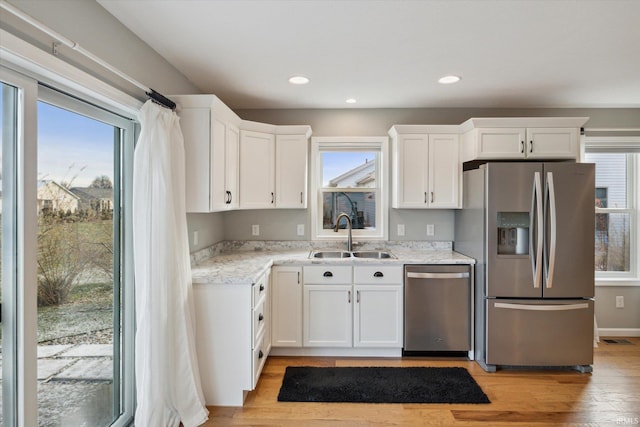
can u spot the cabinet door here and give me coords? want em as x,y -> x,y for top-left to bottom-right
353,285 -> 403,348
428,134 -> 460,208
225,123 -> 240,209
275,134 -> 308,208
210,116 -> 228,211
303,285 -> 352,347
476,128 -> 526,159
526,127 -> 578,159
271,266 -> 303,347
179,108 -> 212,213
393,134 -> 428,208
239,130 -> 275,209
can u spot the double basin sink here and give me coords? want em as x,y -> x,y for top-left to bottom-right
309,250 -> 395,259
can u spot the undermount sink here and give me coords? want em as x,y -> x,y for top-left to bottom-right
310,250 -> 352,259
309,250 -> 395,259
351,251 -> 395,259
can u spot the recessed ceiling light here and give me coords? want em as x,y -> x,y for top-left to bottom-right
438,75 -> 461,84
288,75 -> 309,85
345,98 -> 357,104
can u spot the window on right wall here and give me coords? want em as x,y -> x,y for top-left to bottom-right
584,135 -> 640,282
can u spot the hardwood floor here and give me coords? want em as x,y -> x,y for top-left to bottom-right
202,337 -> 640,426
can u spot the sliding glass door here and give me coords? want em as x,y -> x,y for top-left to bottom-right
1,66 -> 135,426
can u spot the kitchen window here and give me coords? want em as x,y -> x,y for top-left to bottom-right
310,137 -> 389,241
585,135 -> 640,282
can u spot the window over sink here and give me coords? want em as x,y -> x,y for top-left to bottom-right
311,137 -> 389,241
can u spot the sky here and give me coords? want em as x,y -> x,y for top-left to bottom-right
37,101 -> 115,188
322,151 -> 375,186
1,94 -> 115,187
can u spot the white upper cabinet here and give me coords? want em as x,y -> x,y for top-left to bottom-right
276,134 -> 308,208
459,118 -> 587,162
239,130 -> 276,209
172,95 -> 241,213
390,126 -> 461,209
239,123 -> 311,209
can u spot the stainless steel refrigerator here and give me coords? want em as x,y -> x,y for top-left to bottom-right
455,162 -> 595,372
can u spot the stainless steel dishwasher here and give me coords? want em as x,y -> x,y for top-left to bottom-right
404,265 -> 471,354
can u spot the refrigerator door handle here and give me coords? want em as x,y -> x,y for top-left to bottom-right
545,172 -> 557,289
530,171 -> 543,289
494,302 -> 589,311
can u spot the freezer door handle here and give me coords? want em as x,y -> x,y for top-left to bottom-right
494,302 -> 589,311
545,172 -> 557,289
530,171 -> 543,289
406,272 -> 469,279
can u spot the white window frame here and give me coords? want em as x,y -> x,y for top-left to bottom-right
2,30 -> 138,425
585,136 -> 640,285
311,136 -> 389,241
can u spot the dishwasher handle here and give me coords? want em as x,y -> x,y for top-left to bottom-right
406,272 -> 469,279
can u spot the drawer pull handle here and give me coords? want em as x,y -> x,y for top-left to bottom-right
323,271 -> 333,277
271,192 -> 275,204
521,140 -> 525,153
258,313 -> 264,322
258,350 -> 264,359
259,284 -> 264,292
373,271 -> 384,277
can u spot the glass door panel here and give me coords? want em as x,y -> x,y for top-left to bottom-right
36,99 -> 121,426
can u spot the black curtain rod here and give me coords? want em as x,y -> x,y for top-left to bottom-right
146,88 -> 177,111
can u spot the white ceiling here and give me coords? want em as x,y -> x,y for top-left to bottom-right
98,0 -> 640,110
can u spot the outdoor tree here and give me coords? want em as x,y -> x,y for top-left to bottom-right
90,175 -> 113,189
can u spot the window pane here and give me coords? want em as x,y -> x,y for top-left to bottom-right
322,151 -> 377,187
595,212 -> 631,272
37,100 -> 120,426
322,191 -> 376,230
585,153 -> 628,208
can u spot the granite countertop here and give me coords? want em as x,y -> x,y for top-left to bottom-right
191,241 -> 475,285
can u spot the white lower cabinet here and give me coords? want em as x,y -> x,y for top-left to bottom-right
302,265 -> 403,349
271,266 -> 303,347
353,284 -> 403,347
192,271 -> 270,406
303,284 -> 353,347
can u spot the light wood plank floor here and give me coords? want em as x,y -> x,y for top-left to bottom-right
202,337 -> 640,426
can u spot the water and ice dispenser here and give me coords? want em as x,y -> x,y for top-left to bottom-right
497,212 -> 529,255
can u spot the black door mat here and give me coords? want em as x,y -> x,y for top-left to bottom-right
277,366 -> 491,404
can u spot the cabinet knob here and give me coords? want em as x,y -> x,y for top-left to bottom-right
258,350 -> 264,359
323,271 -> 333,277
259,284 -> 264,292
373,271 -> 384,277
258,313 -> 264,322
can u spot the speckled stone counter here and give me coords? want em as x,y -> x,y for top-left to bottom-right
191,241 -> 475,285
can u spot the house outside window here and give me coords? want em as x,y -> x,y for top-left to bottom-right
584,135 -> 640,282
311,137 -> 389,241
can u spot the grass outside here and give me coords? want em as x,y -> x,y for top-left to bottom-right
0,281 -> 113,344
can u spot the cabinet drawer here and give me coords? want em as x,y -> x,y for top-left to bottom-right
354,265 -> 403,284
303,265 -> 352,284
252,331 -> 268,388
252,274 -> 268,307
253,298 -> 267,347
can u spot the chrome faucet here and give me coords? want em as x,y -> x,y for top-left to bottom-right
334,212 -> 353,252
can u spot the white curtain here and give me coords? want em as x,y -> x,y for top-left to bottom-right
133,100 -> 208,426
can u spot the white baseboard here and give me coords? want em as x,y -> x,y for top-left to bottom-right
598,328 -> 640,337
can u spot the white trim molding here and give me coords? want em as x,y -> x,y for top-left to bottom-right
598,328 -> 640,337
